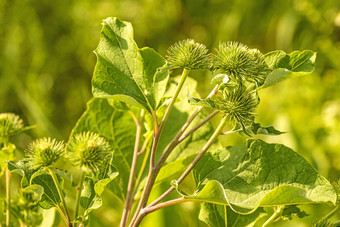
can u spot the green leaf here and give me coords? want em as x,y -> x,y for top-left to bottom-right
0,143 -> 16,177
8,161 -> 36,188
261,50 -> 316,88
80,177 -> 102,213
199,203 -> 266,227
92,17 -> 168,113
188,139 -> 337,214
80,164 -> 119,216
31,173 -> 64,209
233,122 -> 285,136
69,97 -> 136,202
188,96 -> 218,110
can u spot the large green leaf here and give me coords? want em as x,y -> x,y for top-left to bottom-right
92,17 -> 168,113
31,173 -> 64,209
199,202 -> 266,227
69,97 -> 136,202
187,139 -> 336,214
261,50 -> 316,88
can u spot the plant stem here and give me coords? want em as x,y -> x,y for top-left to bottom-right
155,85 -> 219,170
74,170 -> 85,222
120,110 -> 144,227
47,168 -> 71,227
148,115 -> 228,208
263,206 -> 284,227
141,198 -> 188,215
150,68 -> 190,168
55,204 -> 69,227
131,115 -> 227,226
6,166 -> 11,227
130,68 -> 190,225
177,110 -> 219,143
134,134 -> 152,197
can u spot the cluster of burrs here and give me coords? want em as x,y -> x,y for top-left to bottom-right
166,39 -> 269,128
25,131 -> 111,172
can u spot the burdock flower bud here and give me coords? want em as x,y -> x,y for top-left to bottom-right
67,132 -> 111,173
214,42 -> 268,84
248,49 -> 270,85
166,39 -> 212,70
25,138 -> 65,170
0,113 -> 24,138
218,86 -> 258,127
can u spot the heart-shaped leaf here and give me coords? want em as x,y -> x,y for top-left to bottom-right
187,139 -> 336,214
92,17 -> 168,113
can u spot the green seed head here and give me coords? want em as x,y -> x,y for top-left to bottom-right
214,42 -> 268,84
67,132 -> 111,173
166,39 -> 212,70
248,49 -> 270,85
0,113 -> 24,138
217,86 -> 258,126
25,138 -> 65,170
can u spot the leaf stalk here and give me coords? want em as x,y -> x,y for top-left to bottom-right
74,170 -> 85,222
47,168 -> 71,227
263,206 -> 284,227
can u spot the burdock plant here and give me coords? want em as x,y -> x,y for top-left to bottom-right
5,18 -> 334,227
0,113 -> 24,140
214,41 -> 269,85
25,138 -> 64,170
24,137 -> 72,226
66,131 -> 111,220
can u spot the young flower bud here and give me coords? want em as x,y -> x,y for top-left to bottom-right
248,49 -> 270,85
214,42 -> 268,84
166,39 -> 212,70
67,132 -> 111,173
0,113 -> 24,138
25,138 -> 65,170
219,86 -> 258,127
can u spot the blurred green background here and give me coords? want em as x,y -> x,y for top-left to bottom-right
1,0 -> 340,226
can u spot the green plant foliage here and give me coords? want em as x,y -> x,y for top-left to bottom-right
232,122 -> 285,136
1,11 -> 338,227
80,163 -> 119,215
261,50 -> 316,88
69,98 -> 136,202
92,17 -> 169,113
199,202 -> 266,227
30,173 -> 64,209
189,139 -> 336,213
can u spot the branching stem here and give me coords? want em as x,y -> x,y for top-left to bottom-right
148,115 -> 227,208
130,68 -> 190,225
120,110 -> 144,227
263,206 -> 284,227
177,110 -> 219,143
